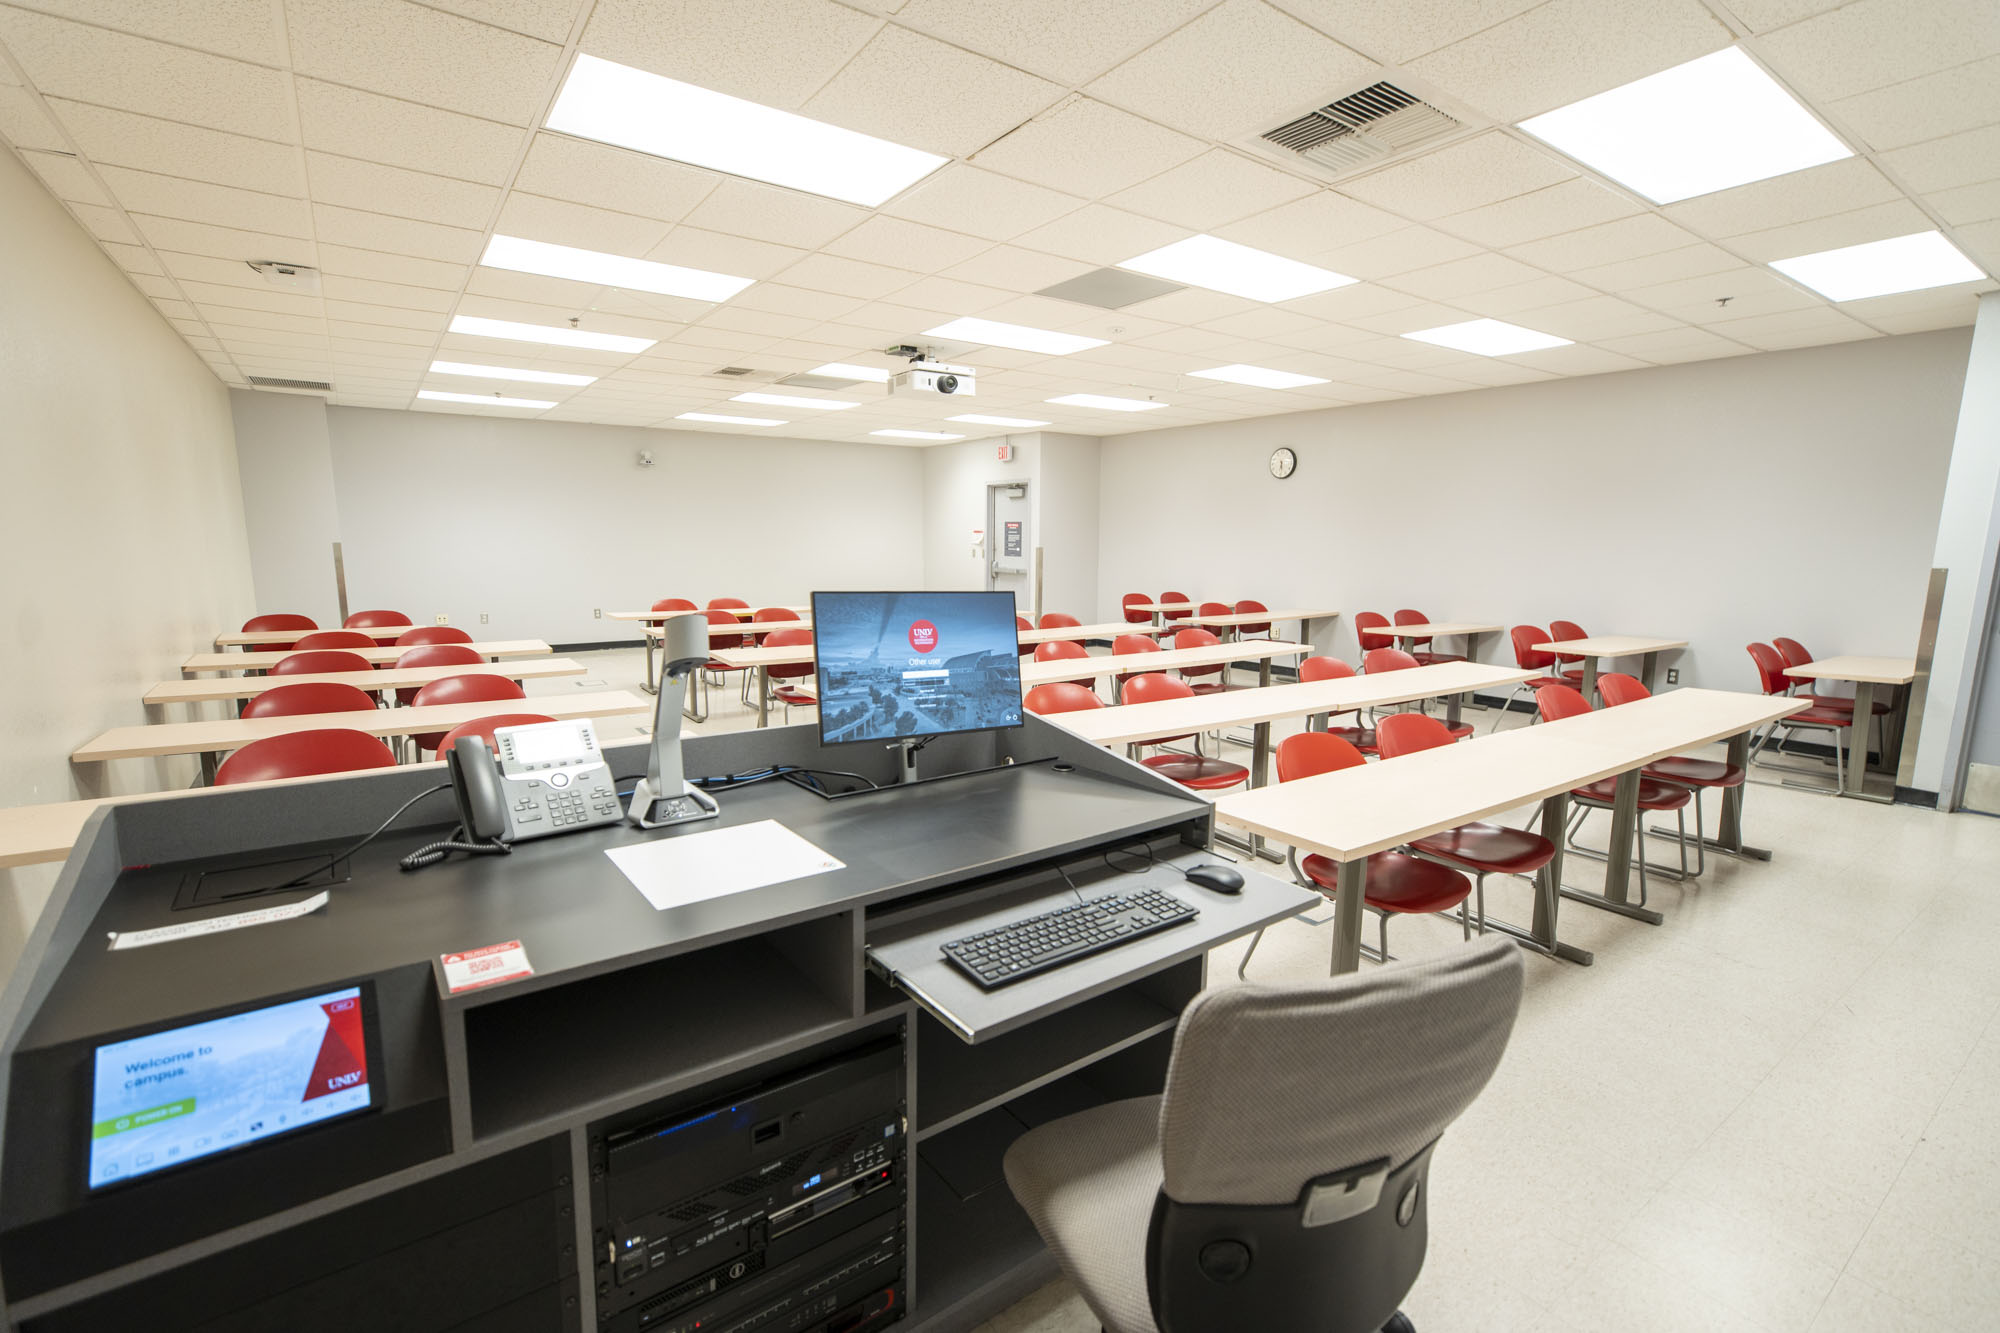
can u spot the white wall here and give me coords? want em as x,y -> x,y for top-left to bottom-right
0,148 -> 253,969
918,431 -> 1102,619
230,389 -> 342,625
1096,330 -> 1973,690
1036,433 -> 1103,619
318,406 -> 927,643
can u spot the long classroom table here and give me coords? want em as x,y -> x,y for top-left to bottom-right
145,658 -> 588,709
1534,634 -> 1687,696
1782,655 -> 1917,798
182,640 -> 553,674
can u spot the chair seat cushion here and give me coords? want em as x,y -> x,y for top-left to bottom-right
773,687 -> 816,705
1410,652 -> 1466,665
1187,682 -> 1232,696
1784,707 -> 1855,727
1327,725 -> 1377,753
1301,851 -> 1470,914
1523,675 -> 1572,690
1806,694 -> 1889,715
1570,776 -> 1693,811
1643,756 -> 1744,788
1444,720 -> 1475,740
1003,1096 -> 1163,1333
1410,822 -> 1555,876
1141,754 -> 1248,790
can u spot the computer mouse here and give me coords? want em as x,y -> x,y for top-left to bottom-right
1184,864 -> 1244,895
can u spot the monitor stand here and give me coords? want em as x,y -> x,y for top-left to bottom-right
893,737 -> 925,785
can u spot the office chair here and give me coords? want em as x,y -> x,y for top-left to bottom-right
213,729 -> 399,785
1004,936 -> 1523,1333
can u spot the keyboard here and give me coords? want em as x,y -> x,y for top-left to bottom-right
940,888 -> 1199,989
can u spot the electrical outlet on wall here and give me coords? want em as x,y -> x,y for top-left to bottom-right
480,612 -> 489,624
1667,668 -> 1679,684
593,608 -> 602,619
434,613 -> 449,624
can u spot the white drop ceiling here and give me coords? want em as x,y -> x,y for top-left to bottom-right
1,0 -> 1995,443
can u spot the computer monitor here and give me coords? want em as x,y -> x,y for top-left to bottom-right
812,591 -> 1025,747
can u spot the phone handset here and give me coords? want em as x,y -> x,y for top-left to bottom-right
398,737 -> 514,871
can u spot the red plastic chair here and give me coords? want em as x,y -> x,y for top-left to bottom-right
1536,684 -> 1695,901
433,712 -> 558,756
293,629 -> 378,651
744,608 -> 802,701
1015,615 -> 1034,657
1233,599 -> 1272,638
1248,732 -> 1472,969
1298,655 -> 1367,742
1354,611 -> 1394,653
1120,593 -> 1154,627
1745,643 -> 1853,791
755,627 -> 818,722
1599,673 -> 1744,879
1504,625 -> 1576,723
345,610 -> 413,647
1546,619 -> 1590,685
1299,656 -> 1355,682
240,682 -> 379,719
1774,637 -> 1890,740
1374,713 -> 1554,932
395,626 -> 474,648
241,613 -> 317,653
652,597 -> 698,614
1024,682 -> 1105,716
707,597 -> 749,613
213,729 -> 398,786
1364,647 -> 1471,740
270,649 -> 372,677
1113,634 -> 1162,655
1034,640 -> 1090,662
1119,674 -> 1249,792
1394,608 -> 1463,666
392,644 -> 486,706
1158,591 -> 1195,634
408,674 -> 528,754
1171,628 -> 1230,696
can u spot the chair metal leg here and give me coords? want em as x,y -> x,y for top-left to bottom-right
1237,927 -> 1265,980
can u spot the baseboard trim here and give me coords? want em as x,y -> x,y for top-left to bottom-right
1895,786 -> 1940,808
553,639 -> 642,653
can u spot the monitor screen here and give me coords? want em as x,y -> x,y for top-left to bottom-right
87,985 -> 378,1190
813,591 -> 1025,746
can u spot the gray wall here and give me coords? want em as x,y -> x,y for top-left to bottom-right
230,389 -> 342,625
919,431 -> 1101,621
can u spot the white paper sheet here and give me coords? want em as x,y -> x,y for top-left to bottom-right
605,820 -> 845,911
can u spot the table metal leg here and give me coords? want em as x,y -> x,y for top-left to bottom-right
1480,792 -> 1594,964
200,750 -> 218,785
1245,719 -> 1281,862
641,632 -> 658,695
755,666 -> 771,729
1330,858 -> 1366,974
1656,731 -> 1774,861
1640,651 -> 1660,692
1559,768 -> 1665,924
1581,656 -> 1600,704
1843,680 -> 1875,796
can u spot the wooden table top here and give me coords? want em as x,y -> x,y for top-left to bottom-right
611,605 -> 809,622
1784,655 -> 1917,685
1374,621 -> 1502,638
1017,621 -> 1137,643
145,658 -> 588,705
645,618 -> 813,640
182,640 -> 553,673
73,690 -> 649,763
1128,601 -> 1201,613
1019,641 -> 1310,687
1214,688 -> 1806,862
1048,663 -> 1535,747
1534,635 -> 1688,657
1188,608 -> 1339,628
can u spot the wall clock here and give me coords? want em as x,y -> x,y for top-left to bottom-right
1269,447 -> 1298,480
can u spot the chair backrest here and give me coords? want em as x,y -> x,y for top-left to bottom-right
1160,591 -> 1193,623
1362,647 -> 1419,674
651,597 -> 698,613
1023,683 -> 1104,715
1354,611 -> 1392,652
395,626 -> 474,647
1015,616 -> 1034,655
344,610 -> 412,647
1374,712 -> 1456,758
393,644 -> 487,705
1172,627 -> 1224,680
707,597 -> 749,611
1233,599 -> 1270,634
1509,625 -> 1555,671
750,606 -> 799,645
1122,672 -> 1191,706
213,729 -> 398,785
1547,620 -> 1587,664
410,674 -> 527,709
1121,593 -> 1154,625
1597,673 -> 1650,706
270,649 -> 373,676
293,629 -> 378,651
1535,683 -> 1592,722
1033,639 -> 1089,662
1299,656 -> 1355,682
1114,634 -> 1163,655
705,607 -> 746,650
243,613 -> 317,633
434,712 -> 558,756
1144,938 -> 1523,1333
1745,642 -> 1792,696
1392,608 -> 1432,648
1772,637 -> 1812,670
764,627 -> 815,681
1276,731 -> 1367,781
1038,612 -> 1082,629
1198,601 -> 1232,617
240,682 -> 379,719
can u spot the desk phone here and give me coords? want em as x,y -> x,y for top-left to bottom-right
449,718 -> 623,843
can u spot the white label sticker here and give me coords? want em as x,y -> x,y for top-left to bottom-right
441,940 -> 534,994
106,892 -> 330,951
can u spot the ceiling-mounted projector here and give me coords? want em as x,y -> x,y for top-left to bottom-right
887,360 -> 975,397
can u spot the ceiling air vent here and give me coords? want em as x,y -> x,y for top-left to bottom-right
710,366 -> 757,377
247,376 -> 332,392
1261,81 -> 1461,177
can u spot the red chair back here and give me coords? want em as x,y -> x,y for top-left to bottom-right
1172,627 -> 1225,680
1746,643 -> 1791,697
764,627 -> 814,682
1159,591 -> 1194,625
1034,640 -> 1089,663
214,729 -> 398,785
242,613 -> 317,652
1354,611 -> 1393,652
1121,672 -> 1191,706
434,713 -> 558,755
240,682 -> 378,719
1233,599 -> 1270,634
751,606 -> 799,645
1276,732 -> 1367,782
1113,634 -> 1162,655
1038,612 -> 1082,629
1121,594 -> 1153,625
1024,683 -> 1104,715
1198,601 -> 1232,617
1375,712 -> 1456,758
707,598 -> 749,611
344,610 -> 413,647
1535,684 -> 1592,722
1510,625 -> 1556,671
1299,656 -> 1355,682
293,630 -> 378,651
1015,616 -> 1034,656
706,607 -> 747,653
1392,608 -> 1432,649
410,675 -> 529,753
271,649 -> 372,676
1363,647 -> 1420,674
1598,673 -> 1650,706
1772,638 -> 1812,670
393,644 -> 486,705
395,626 -> 473,647
651,598 -> 698,613
1548,620 -> 1588,664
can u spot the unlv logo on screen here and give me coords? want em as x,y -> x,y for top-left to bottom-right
908,620 -> 939,653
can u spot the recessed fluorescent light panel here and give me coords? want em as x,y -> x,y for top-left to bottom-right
730,392 -> 859,411
678,412 -> 786,426
417,390 -> 556,409
871,429 -> 963,440
430,361 -> 596,386
1118,235 -> 1355,303
482,234 -> 751,303
547,53 -> 947,207
1189,364 -> 1329,389
448,315 -> 655,354
1769,230 -> 1985,302
923,317 -> 1108,355
1046,393 -> 1167,412
809,362 -> 892,382
1518,47 -> 1851,204
949,414 -> 1052,428
1402,319 -> 1573,357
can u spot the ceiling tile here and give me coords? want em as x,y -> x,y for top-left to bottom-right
420,0 -> 584,43
1434,177 -> 1643,249
44,100 -> 304,195
295,78 -> 525,185
514,133 -> 719,224
801,24 -> 1063,159
94,165 -> 310,237
18,147 -> 107,204
579,0 -> 881,110
1722,0 -> 1849,33
771,253 -> 915,300
0,86 -> 68,149
1506,343 -> 1654,375
1596,326 -> 1751,361
1089,0 -> 1379,141
1931,181 -> 2000,226
1407,0 -> 1732,123
492,192 -> 672,256
1340,132 -> 1576,220
1706,306 -> 1877,349
304,152 -> 500,230
941,244 -> 1095,292
681,178 -> 869,250
1451,274 -> 1599,316
889,275 -> 1015,315
319,274 -> 455,313
8,0 -> 287,63
1119,286 -> 1264,326
1826,53 -> 2000,153
1952,218 -> 2000,273
0,8 -> 292,138
728,283 -> 867,323
1203,307 -> 1324,340
648,225 -> 806,280
1568,243 -> 1744,292
1727,198 -> 1935,262
325,299 -> 443,330
972,96 -> 1205,197
1880,124 -> 2000,194
1757,0 -> 2000,104
460,266 -> 595,309
186,279 -> 321,316
1278,282 -> 1425,321
1854,296 -> 1984,333
1381,251 -> 1545,300
1267,0 -> 1542,63
1505,213 -> 1701,270
1663,158 -> 1902,237
1014,203 -> 1190,267
134,213 -> 311,261
100,241 -> 163,274
329,320 -> 437,347
1312,224 -> 1483,279
1213,189 -> 1405,261
1625,266 -> 1821,321
1509,294 -> 1677,339
892,0 -> 1214,85
286,0 -> 563,126
1106,149 -> 1316,232
1341,300 -> 1480,336
313,203 -> 486,264
882,164 -> 1085,243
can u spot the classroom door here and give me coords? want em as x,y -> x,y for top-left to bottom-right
985,483 -> 1031,612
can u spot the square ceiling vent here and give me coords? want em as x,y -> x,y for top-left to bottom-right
1260,81 -> 1463,178
1036,267 -> 1186,310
